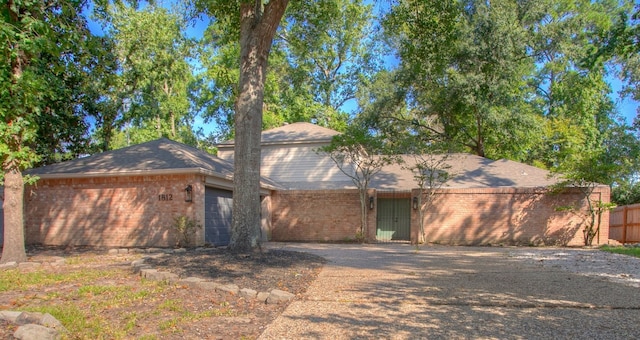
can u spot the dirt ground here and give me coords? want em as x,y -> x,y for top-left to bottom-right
0,246 -> 326,339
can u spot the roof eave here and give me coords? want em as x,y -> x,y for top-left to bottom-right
30,168 -> 283,191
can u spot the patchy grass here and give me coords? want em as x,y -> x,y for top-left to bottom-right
0,266 -> 174,338
0,249 -> 324,339
0,268 -> 122,292
0,264 -> 235,339
600,245 -> 640,258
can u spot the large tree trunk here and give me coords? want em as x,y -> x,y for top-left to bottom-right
229,0 -> 288,253
2,1 -> 28,264
1,170 -> 27,264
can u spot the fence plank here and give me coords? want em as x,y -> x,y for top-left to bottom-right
610,204 -> 640,244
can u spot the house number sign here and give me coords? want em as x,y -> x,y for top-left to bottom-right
158,194 -> 173,201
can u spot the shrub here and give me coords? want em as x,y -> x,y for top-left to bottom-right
172,216 -> 201,247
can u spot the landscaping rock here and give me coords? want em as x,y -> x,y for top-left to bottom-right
131,265 -> 152,274
215,284 -> 240,295
15,312 -> 44,325
49,259 -> 65,267
139,268 -> 158,279
18,262 -> 42,271
240,288 -> 258,299
39,313 -> 66,331
129,248 -> 147,254
179,277 -> 205,288
266,289 -> 295,304
0,311 -> 22,323
140,268 -> 178,282
195,281 -> 222,291
256,292 -> 271,303
14,324 -> 60,340
1,312 -> 68,340
0,262 -> 17,270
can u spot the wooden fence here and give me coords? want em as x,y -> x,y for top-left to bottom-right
609,203 -> 640,244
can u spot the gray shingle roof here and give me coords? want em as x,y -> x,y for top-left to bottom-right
370,154 -> 560,190
218,122 -> 340,147
27,138 -> 234,176
26,138 -> 282,189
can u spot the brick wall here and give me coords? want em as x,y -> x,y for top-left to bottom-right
411,186 -> 610,246
271,189 -> 375,242
24,174 -> 205,248
270,186 -> 610,246
21,174 -> 611,247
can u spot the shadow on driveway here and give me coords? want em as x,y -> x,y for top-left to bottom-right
260,243 -> 640,339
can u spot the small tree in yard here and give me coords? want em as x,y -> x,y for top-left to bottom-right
404,153 -> 454,244
553,179 -> 615,246
172,216 -> 202,248
320,125 -> 398,242
552,149 -> 619,246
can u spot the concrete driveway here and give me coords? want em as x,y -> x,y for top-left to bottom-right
260,243 -> 640,339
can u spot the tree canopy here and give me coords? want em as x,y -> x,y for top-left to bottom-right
1,0 -> 97,262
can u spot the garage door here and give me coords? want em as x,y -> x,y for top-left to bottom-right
205,188 -> 233,246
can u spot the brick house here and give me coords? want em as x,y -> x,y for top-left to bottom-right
17,122 -> 610,248
218,123 -> 610,246
22,138 -> 280,248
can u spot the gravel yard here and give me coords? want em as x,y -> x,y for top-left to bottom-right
507,247 -> 640,288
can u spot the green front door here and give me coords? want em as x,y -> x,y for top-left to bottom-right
376,198 -> 411,241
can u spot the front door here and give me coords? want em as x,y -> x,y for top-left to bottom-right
376,198 -> 411,242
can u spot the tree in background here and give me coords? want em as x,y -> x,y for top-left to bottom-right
381,0 -> 541,161
283,0 -> 382,130
528,0 -> 640,216
552,109 -> 638,245
82,35 -> 125,152
193,11 -> 319,141
194,0 -> 381,141
612,181 -> 640,205
525,0 -> 635,171
94,3 -> 197,149
376,0 -> 640,175
608,3 -> 640,126
607,3 -> 640,204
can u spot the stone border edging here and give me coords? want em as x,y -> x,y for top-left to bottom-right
130,252 -> 296,305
